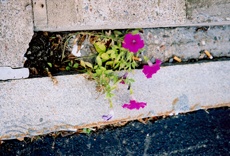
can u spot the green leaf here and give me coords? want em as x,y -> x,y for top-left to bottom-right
100,66 -> 106,71
68,62 -> 72,67
101,53 -> 110,61
105,70 -> 113,75
66,66 -> 71,71
94,42 -> 106,53
105,61 -> 114,66
106,49 -> 115,54
94,65 -> 98,70
112,75 -> 119,83
132,29 -> 140,34
112,45 -> 119,51
131,61 -> 138,68
114,30 -> 122,36
84,62 -> 93,69
106,92 -> 114,98
83,128 -> 91,134
96,56 -> 102,66
73,63 -> 79,68
96,69 -> 102,75
114,62 -> 120,69
110,50 -> 117,59
80,60 -> 86,68
126,52 -> 134,61
47,62 -> 52,68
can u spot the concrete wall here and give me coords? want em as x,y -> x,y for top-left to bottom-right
33,0 -> 230,31
0,0 -> 33,68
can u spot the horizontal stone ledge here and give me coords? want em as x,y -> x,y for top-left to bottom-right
34,22 -> 230,32
0,61 -> 229,140
33,0 -> 230,31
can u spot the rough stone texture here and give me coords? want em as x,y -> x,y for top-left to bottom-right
33,0 -> 230,31
0,0 -> 33,68
0,61 -> 229,140
143,25 -> 230,62
186,0 -> 230,24
33,0 -> 186,31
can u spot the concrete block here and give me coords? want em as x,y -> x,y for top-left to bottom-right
33,0 -> 230,31
144,25 -> 230,62
0,0 -> 33,68
186,0 -> 230,24
33,0 -> 187,31
0,61 -> 229,140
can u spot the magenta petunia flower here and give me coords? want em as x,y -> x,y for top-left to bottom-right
122,100 -> 147,110
122,33 -> 144,53
142,59 -> 161,79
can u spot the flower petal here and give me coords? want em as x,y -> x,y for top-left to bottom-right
122,100 -> 147,110
102,110 -> 114,121
142,59 -> 161,78
102,114 -> 113,121
122,33 -> 144,53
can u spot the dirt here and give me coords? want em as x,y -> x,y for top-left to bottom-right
24,32 -> 71,77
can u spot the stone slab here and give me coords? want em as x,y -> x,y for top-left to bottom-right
143,25 -> 230,62
33,0 -> 230,31
0,0 -> 33,68
0,61 -> 229,140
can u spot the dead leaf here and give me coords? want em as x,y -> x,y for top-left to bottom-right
16,137 -> 24,141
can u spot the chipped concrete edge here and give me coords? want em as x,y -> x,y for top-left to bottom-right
0,61 -> 229,140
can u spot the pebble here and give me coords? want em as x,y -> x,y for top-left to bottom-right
201,40 -> 206,46
150,57 -> 156,63
199,53 -> 206,59
169,58 -> 174,63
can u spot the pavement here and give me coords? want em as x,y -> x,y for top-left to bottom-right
0,107 -> 229,155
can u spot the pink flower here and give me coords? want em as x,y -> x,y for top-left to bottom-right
122,100 -> 147,110
122,33 -> 144,53
142,59 -> 161,79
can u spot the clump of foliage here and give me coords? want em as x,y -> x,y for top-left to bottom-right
47,29 -> 161,111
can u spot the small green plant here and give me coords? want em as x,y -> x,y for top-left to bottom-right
56,29 -> 161,118
82,128 -> 92,134
65,60 -> 79,71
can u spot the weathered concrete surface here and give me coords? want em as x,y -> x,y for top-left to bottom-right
0,61 -> 229,140
144,25 -> 230,62
0,108 -> 229,155
186,0 -> 230,24
0,0 -> 33,68
33,0 -> 230,31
